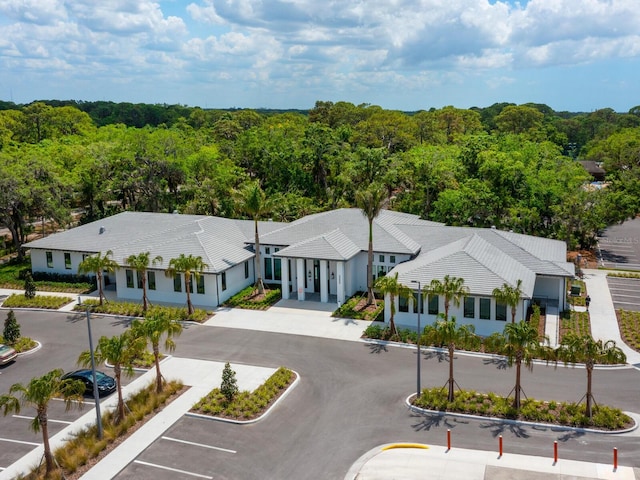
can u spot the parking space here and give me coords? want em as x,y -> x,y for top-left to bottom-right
114,416 -> 244,479
598,217 -> 640,270
606,276 -> 640,312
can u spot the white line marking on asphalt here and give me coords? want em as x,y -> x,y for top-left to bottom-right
0,437 -> 40,446
51,397 -> 86,405
12,415 -> 73,425
161,436 -> 237,453
133,460 -> 213,479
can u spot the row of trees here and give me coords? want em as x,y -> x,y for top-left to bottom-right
78,250 -> 208,315
1,100 -> 639,261
375,274 -> 626,416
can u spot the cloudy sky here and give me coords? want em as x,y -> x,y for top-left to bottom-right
0,0 -> 638,112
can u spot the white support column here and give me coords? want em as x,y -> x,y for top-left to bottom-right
320,260 -> 328,303
336,261 -> 345,305
281,257 -> 289,300
296,258 -> 305,301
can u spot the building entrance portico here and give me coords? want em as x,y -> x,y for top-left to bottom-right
280,256 -> 347,305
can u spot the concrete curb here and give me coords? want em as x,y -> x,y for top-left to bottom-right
185,369 -> 300,425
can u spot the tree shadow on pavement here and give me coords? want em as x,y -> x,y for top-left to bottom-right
480,420 -> 531,439
483,356 -> 508,370
411,412 -> 457,432
423,349 -> 448,363
367,343 -> 388,354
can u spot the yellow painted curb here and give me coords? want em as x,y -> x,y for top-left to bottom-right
382,443 -> 429,451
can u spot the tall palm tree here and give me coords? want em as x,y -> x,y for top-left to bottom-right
125,252 -> 163,312
374,272 -> 412,335
503,321 -> 545,409
0,369 -> 85,476
425,316 -> 476,402
355,184 -> 386,305
556,333 -> 626,418
78,250 -> 119,306
492,279 -> 524,323
428,275 -> 469,321
131,311 -> 183,393
236,181 -> 271,294
78,331 -> 146,423
165,254 -> 208,315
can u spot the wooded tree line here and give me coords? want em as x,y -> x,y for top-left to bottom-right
1,99 -> 639,254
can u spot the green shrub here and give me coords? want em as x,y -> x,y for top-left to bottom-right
193,366 -> 294,420
3,309 -> 20,344
13,336 -> 37,352
2,294 -> 72,309
413,387 -> 630,430
224,285 -> 282,310
72,300 -> 209,323
332,293 -> 384,321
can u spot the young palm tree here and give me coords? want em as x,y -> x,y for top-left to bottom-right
131,311 -> 183,393
355,184 -> 386,306
125,252 -> 163,312
78,331 -> 146,423
503,321 -> 545,409
165,254 -> 208,315
236,181 -> 271,294
556,333 -> 626,418
374,272 -> 412,335
0,369 -> 85,476
492,279 -> 524,323
428,275 -> 469,321
78,250 -> 119,306
425,316 -> 476,402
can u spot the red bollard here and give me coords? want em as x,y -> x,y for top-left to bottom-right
447,429 -> 451,450
614,448 -> 618,470
553,441 -> 558,464
499,435 -> 503,457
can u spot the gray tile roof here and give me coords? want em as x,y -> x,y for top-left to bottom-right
23,212 -> 286,274
260,208 -> 438,254
274,229 -> 361,261
392,225 -> 574,296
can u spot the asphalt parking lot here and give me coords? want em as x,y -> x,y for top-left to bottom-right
0,310 -> 138,474
607,276 -> 640,312
599,217 -> 640,270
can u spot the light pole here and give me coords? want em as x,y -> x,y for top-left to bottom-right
411,280 -> 421,398
78,296 -> 103,439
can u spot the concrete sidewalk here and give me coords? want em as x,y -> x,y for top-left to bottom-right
346,444 -> 638,480
580,269 -> 640,367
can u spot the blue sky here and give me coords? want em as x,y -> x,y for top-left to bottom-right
0,0 -> 638,112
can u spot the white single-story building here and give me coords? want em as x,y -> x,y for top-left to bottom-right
23,208 -> 574,335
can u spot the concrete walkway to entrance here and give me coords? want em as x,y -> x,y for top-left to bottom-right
206,298 -> 370,342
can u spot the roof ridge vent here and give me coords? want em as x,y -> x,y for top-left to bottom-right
99,226 -> 105,234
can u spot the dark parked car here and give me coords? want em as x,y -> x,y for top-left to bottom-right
0,343 -> 18,365
62,369 -> 117,397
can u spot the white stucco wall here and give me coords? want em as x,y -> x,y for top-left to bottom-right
30,248 -> 91,276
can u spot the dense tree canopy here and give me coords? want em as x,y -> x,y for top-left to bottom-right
1,100 -> 639,253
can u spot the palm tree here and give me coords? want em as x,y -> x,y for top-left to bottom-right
125,252 -> 163,312
492,279 -> 524,323
165,254 -> 208,315
78,250 -> 119,306
355,184 -> 386,305
503,321 -> 545,409
236,181 -> 271,294
556,333 -> 626,418
428,275 -> 469,321
425,316 -> 476,402
78,331 -> 146,423
374,272 -> 412,335
0,369 -> 85,476
131,311 -> 182,393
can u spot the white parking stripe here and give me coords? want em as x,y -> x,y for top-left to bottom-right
161,436 -> 237,453
0,437 -> 40,446
133,460 -> 214,479
12,415 -> 73,425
